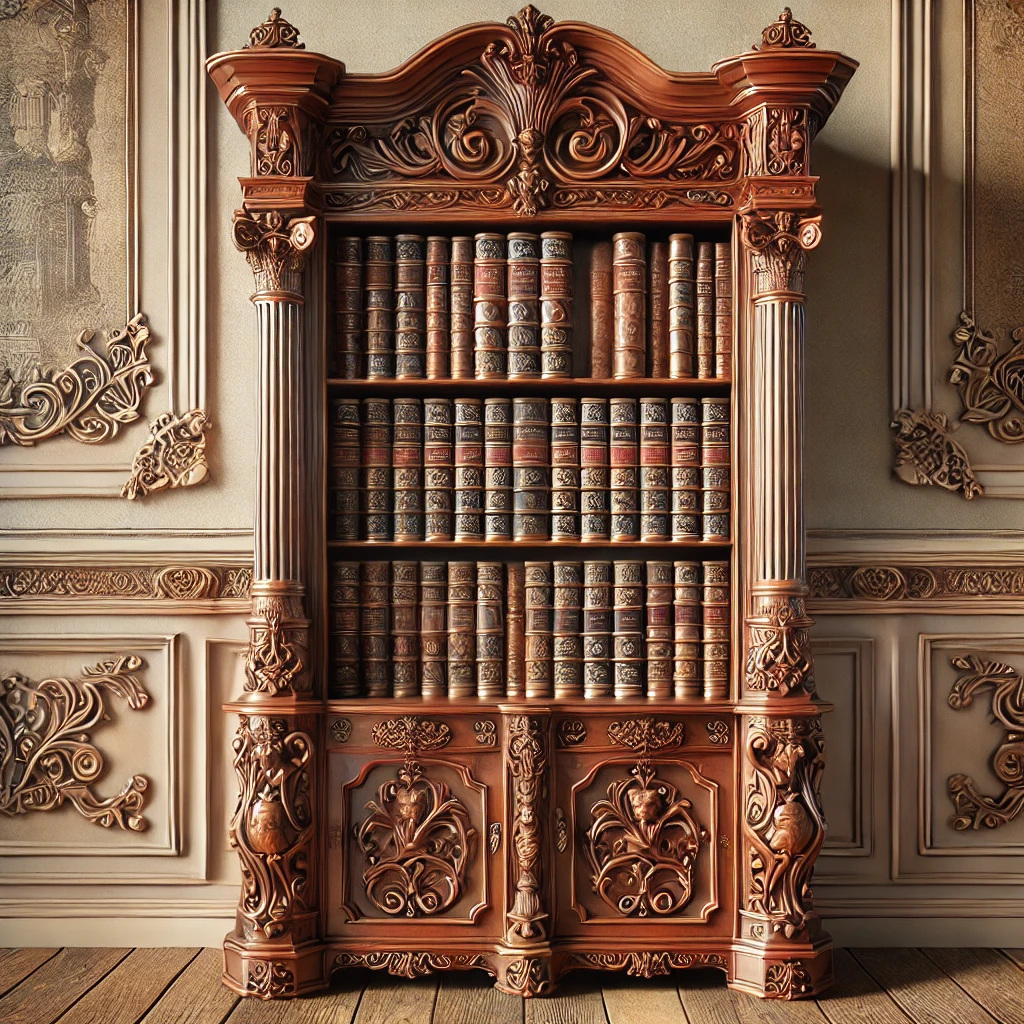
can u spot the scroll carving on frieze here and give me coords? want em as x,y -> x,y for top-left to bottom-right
0,655 -> 150,831
946,654 -> 1024,831
229,715 -> 314,940
745,593 -> 815,697
371,716 -> 453,753
744,716 -> 826,940
232,209 -> 316,293
122,409 -> 209,499
245,587 -> 308,696
740,210 -> 822,295
891,408 -> 983,500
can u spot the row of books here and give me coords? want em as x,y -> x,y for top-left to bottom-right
329,232 -> 731,381
328,559 -> 729,701
329,395 -> 730,542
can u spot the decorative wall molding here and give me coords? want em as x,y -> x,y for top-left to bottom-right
891,408 -> 983,499
122,409 -> 210,499
809,564 -> 1024,607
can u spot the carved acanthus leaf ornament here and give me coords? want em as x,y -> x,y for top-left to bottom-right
122,409 -> 209,499
232,210 -> 316,292
0,656 -> 150,831
745,594 -> 815,696
245,960 -> 295,999
0,315 -> 153,447
740,210 -> 822,294
947,654 -> 1024,831
892,408 -> 983,500
607,716 -> 684,754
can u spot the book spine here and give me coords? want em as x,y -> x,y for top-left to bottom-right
513,397 -> 550,541
364,236 -> 394,379
424,397 -> 454,541
329,398 -> 360,541
506,562 -> 526,697
612,232 -> 646,378
649,240 -> 669,378
671,397 -> 701,542
590,240 -> 613,378
524,561 -> 553,699
550,397 -> 579,541
360,561 -> 391,697
474,233 -> 507,379
395,234 -> 426,379
673,561 -> 702,699
392,398 -> 423,542
476,562 -> 505,697
426,236 -> 450,380
419,562 -> 448,698
447,561 -> 477,699
391,561 -> 419,697
579,397 -> 609,542
645,561 -> 674,699
613,560 -> 645,699
450,236 -> 474,379
701,398 -> 730,542
583,560 -> 613,698
329,561 -> 360,698
639,397 -> 670,542
714,241 -> 732,380
609,397 -> 638,542
702,561 -> 730,700
454,398 -> 484,541
540,231 -> 573,378
361,397 -> 392,541
507,232 -> 542,379
484,397 -> 513,540
696,241 -> 714,380
553,560 -> 583,698
668,233 -> 695,378
333,236 -> 362,379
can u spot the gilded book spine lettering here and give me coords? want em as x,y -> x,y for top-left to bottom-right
392,398 -> 423,542
702,561 -> 729,700
645,561 -> 673,699
714,241 -> 732,380
476,562 -> 505,698
329,398 -> 359,542
485,398 -> 513,541
550,397 -> 579,541
668,233 -> 695,379
364,235 -> 394,380
361,397 -> 391,542
391,561 -> 420,698
394,234 -> 426,379
612,232 -> 646,378
419,562 -> 448,699
450,236 -> 474,379
701,398 -> 730,542
333,235 -> 362,380
454,399 -> 484,541
426,236 -> 450,380
524,561 -> 553,699
507,232 -> 541,378
540,231 -> 573,378
649,240 -> 669,378
474,233 -> 507,379
609,397 -> 638,542
447,561 -> 477,699
589,240 -> 613,378
671,397 -> 701,541
329,561 -> 360,698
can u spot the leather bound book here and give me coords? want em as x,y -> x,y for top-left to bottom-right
702,560 -> 730,699
360,561 -> 391,697
612,232 -> 646,378
639,397 -> 670,542
424,397 -> 454,541
329,398 -> 359,541
454,398 -> 484,541
668,233 -> 695,378
507,232 -> 542,378
550,397 -> 579,541
329,561 -> 360,698
419,561 -> 448,698
391,561 -> 419,697
395,234 -> 426,379
645,561 -> 673,699
474,232 -> 507,379
540,231 -> 573,378
696,241 -> 714,380
476,562 -> 505,697
513,397 -> 549,541
333,235 -> 362,380
701,398 -> 730,542
524,561 -> 553,699
426,236 -> 450,380
590,240 -> 613,378
484,398 -> 513,540
364,236 -> 394,379
609,397 -> 638,542
673,561 -> 702,699
714,241 -> 732,380
649,240 -> 669,378
579,397 -> 609,542
506,562 -> 526,697
583,560 -> 613,698
613,560 -> 645,699
671,397 -> 701,541
447,561 -> 477,699
553,560 -> 583,698
361,397 -> 392,541
450,236 -> 474,379
392,398 -> 423,542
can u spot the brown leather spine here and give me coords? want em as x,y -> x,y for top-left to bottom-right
332,235 -> 362,379
426,236 -> 450,380
649,240 -> 669,378
612,232 -> 646,378
450,236 -> 474,379
394,234 -> 426,379
589,240 -> 613,378
695,240 -> 714,380
668,233 -> 695,379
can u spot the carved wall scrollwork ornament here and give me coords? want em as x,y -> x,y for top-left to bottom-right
745,593 -> 815,697
755,8 -> 816,51
740,211 -> 822,295
230,715 -> 314,941
245,8 -> 304,50
946,654 -> 1024,831
0,565 -> 251,602
0,656 -> 150,831
357,759 -> 475,917
0,315 -> 153,447
232,210 -> 316,293
744,716 -> 826,940
891,408 -> 983,499
371,716 -> 453,754
949,310 -> 1024,444
245,587 -> 308,696
121,409 -> 210,500
607,717 -> 684,754
563,951 -> 727,977
333,951 -> 491,979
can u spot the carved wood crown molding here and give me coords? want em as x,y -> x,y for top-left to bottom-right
891,408 -> 983,500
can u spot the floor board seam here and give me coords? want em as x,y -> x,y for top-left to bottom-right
0,947 -> 63,1000
47,947 -> 136,1024
131,947 -> 205,1024
917,948 -> 1007,1024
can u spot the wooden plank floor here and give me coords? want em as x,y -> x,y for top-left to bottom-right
1,948 -> 1022,1024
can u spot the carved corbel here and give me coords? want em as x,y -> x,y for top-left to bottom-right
891,408 -> 983,499
740,210 -> 822,295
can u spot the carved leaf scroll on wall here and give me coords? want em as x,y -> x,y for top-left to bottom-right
122,409 -> 210,499
891,408 -> 983,499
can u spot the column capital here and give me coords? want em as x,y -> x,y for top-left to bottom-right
232,208 -> 316,295
740,209 -> 822,296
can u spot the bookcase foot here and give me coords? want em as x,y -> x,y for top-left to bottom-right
727,946 -> 834,1000
222,937 -> 327,999
491,948 -> 555,997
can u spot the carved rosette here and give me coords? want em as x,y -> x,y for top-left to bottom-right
229,715 -> 315,943
122,409 -> 209,499
743,716 -> 826,942
740,210 -> 822,296
745,591 -> 815,697
892,408 -> 983,500
245,583 -> 309,696
232,209 -> 316,294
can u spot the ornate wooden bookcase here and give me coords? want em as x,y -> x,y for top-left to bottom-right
207,5 -> 856,1002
